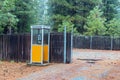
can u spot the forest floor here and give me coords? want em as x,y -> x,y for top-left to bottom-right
0,49 -> 120,80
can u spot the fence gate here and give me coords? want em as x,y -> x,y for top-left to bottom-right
49,32 -> 72,63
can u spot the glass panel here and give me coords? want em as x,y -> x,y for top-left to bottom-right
44,29 -> 49,45
33,29 -> 42,45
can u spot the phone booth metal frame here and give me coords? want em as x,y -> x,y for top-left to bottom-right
30,25 -> 50,65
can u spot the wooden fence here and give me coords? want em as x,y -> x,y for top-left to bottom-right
49,32 -> 72,63
1,34 -> 119,62
0,33 -> 72,63
73,36 -> 120,50
0,34 -> 31,62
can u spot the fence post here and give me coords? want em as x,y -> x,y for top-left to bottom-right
64,26 -> 66,64
90,36 -> 92,49
111,36 -> 113,50
30,27 -> 33,64
70,27 -> 73,63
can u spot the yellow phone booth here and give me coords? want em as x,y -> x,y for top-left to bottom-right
29,25 -> 50,65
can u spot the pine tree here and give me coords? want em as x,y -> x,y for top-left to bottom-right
0,0 -> 18,34
106,18 -> 120,36
49,0 -> 102,33
84,6 -> 106,36
102,0 -> 119,21
14,0 -> 37,33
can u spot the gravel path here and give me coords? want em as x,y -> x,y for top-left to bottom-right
18,64 -> 74,80
73,49 -> 120,60
18,49 -> 120,80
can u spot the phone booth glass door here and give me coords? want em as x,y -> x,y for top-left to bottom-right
32,29 -> 43,63
43,29 -> 49,62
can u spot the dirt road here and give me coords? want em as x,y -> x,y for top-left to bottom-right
18,49 -> 120,80
0,49 -> 120,80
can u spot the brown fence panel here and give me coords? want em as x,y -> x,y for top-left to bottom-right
66,33 -> 72,63
73,36 -> 120,50
0,34 -> 31,62
0,35 -> 3,60
49,32 -> 72,63
23,34 -> 31,62
113,37 -> 120,50
49,32 -> 64,63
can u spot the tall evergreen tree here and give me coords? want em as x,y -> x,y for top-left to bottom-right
106,18 -> 120,36
14,0 -> 36,33
0,0 -> 18,34
84,6 -> 106,36
49,0 -> 102,33
102,0 -> 120,36
102,0 -> 119,21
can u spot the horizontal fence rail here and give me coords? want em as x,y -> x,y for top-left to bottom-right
73,36 -> 120,50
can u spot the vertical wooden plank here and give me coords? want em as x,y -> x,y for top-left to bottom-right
0,35 -> 2,60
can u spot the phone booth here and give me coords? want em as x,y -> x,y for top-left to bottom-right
29,25 -> 50,65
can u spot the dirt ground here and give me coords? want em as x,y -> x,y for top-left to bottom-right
0,49 -> 120,80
